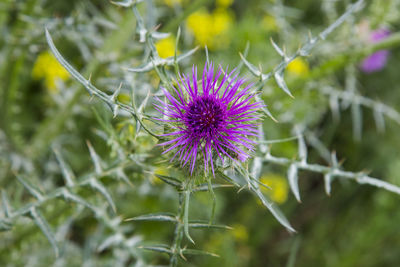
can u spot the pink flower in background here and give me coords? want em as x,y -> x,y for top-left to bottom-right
360,28 -> 391,73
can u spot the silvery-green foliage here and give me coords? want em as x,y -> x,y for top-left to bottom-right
1,0 -> 400,266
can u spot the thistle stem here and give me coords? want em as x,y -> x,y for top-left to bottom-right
169,192 -> 185,267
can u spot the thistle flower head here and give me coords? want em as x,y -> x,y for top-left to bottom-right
155,63 -> 263,175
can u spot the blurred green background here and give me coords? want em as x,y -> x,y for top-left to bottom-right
1,0 -> 400,266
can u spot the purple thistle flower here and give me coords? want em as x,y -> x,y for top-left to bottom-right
154,63 -> 263,175
360,28 -> 391,73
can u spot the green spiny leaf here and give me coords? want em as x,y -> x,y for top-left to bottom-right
113,168 -> 134,187
30,207 -> 59,257
253,188 -> 296,233
181,248 -> 219,257
110,0 -> 144,8
1,189 -> 12,217
206,176 -> 216,224
60,189 -> 98,213
15,174 -> 43,200
274,70 -> 294,98
351,102 -> 362,141
97,233 -> 123,252
188,220 -> 232,230
324,173 -> 333,196
53,148 -> 75,187
155,174 -> 182,189
270,38 -> 286,58
183,190 -> 194,244
373,108 -> 385,133
239,52 -> 262,78
86,141 -> 103,175
125,212 -> 177,222
89,178 -> 116,213
139,244 -> 172,255
191,183 -> 233,192
0,219 -> 12,231
288,164 -> 301,202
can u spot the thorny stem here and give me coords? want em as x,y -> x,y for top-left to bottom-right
263,153 -> 400,195
170,192 -> 185,267
169,177 -> 194,266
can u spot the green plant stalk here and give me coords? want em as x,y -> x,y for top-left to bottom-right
169,192 -> 185,267
4,53 -> 27,150
27,10 -> 136,159
169,177 -> 194,266
286,237 -> 301,267
0,0 -> 38,150
263,153 -> 400,195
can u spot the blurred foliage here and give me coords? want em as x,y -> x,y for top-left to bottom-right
1,0 -> 400,266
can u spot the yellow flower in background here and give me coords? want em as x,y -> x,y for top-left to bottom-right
186,8 -> 233,50
213,8 -> 232,36
261,15 -> 278,32
187,10 -> 214,47
260,174 -> 288,204
155,35 -> 177,58
32,51 -> 69,92
287,58 -> 309,77
232,224 -> 248,242
216,0 -> 233,8
163,0 -> 183,7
